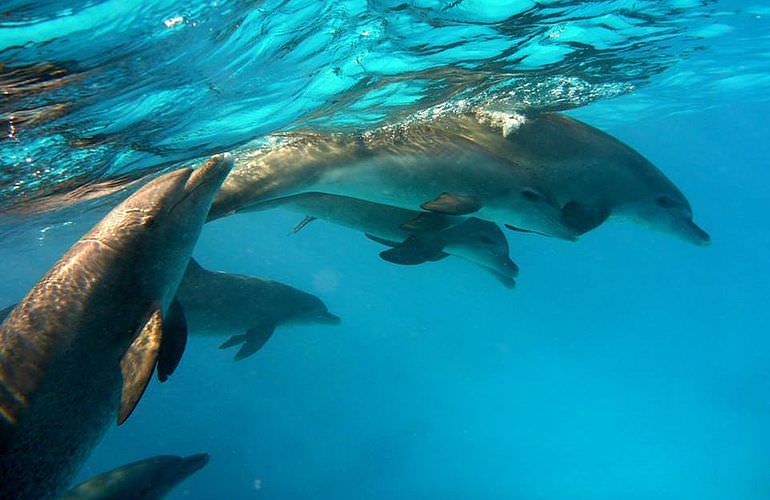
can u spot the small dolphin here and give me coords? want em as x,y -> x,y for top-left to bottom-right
210,112 -> 708,244
61,453 -> 209,500
176,258 -> 341,361
0,155 -> 232,499
272,192 -> 518,288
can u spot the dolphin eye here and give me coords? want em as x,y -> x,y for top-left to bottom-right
521,188 -> 542,202
655,195 -> 678,209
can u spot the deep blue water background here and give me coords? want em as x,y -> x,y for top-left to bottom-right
2,1 -> 770,498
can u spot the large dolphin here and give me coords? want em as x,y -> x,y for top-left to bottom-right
0,154 -> 232,499
62,453 -> 209,500
176,258 -> 341,361
272,192 -> 518,288
209,112 -> 708,244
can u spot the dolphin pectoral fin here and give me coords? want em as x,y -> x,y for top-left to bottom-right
233,324 -> 276,361
378,235 -> 447,265
364,233 -> 401,248
291,215 -> 317,234
561,201 -> 610,235
399,212 -> 449,232
156,299 -> 188,383
420,193 -> 481,215
119,309 -> 163,425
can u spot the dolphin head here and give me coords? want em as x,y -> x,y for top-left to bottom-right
291,292 -> 341,326
623,189 -> 710,246
82,154 -> 233,323
441,218 -> 519,287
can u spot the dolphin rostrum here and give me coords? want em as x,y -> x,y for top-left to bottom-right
209,111 -> 708,245
0,154 -> 232,499
62,453 -> 209,500
176,258 -> 341,361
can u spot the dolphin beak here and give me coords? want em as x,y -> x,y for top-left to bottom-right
682,219 -> 711,246
182,154 -> 234,201
320,312 -> 342,325
180,453 -> 210,475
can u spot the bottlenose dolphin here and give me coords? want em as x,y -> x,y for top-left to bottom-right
62,453 -> 209,500
209,112 -> 708,244
272,192 -> 518,288
176,258 -> 341,361
0,154 -> 232,499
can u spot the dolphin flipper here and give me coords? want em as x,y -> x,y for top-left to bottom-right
119,309 -> 163,425
364,233 -> 401,248
421,193 -> 481,215
219,323 -> 277,361
156,299 -> 188,383
561,201 -> 610,235
378,235 -> 449,265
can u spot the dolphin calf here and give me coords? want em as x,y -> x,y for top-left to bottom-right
210,111 -> 708,244
176,258 -> 341,361
272,192 -> 518,288
0,154 -> 232,499
62,453 -> 209,500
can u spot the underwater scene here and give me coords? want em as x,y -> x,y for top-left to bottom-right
1,0 -> 769,498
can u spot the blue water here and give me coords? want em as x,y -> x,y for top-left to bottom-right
2,1 -> 770,498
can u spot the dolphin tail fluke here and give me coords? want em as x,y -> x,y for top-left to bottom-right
378,235 -> 448,265
219,323 -> 277,361
119,309 -> 164,425
156,299 -> 188,382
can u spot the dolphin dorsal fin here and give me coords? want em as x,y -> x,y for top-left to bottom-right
119,309 -> 163,425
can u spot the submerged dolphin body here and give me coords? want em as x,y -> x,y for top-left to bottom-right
0,155 -> 232,499
62,453 -> 209,500
176,259 -> 341,361
210,112 -> 708,245
272,192 -> 519,288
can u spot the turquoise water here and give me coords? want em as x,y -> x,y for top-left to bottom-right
1,1 -> 770,498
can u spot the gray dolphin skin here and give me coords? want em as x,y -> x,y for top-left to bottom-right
176,258 -> 341,361
61,453 -> 209,500
0,154 -> 232,499
272,192 -> 519,288
209,111 -> 708,245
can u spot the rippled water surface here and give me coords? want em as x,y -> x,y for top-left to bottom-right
1,1 -> 769,499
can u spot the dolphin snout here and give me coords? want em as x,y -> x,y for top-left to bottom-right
180,453 -> 210,475
683,219 -> 711,246
320,311 -> 342,325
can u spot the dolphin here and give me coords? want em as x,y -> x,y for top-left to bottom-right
176,258 -> 341,361
209,111 -> 708,244
207,115 -> 577,240
0,154 -> 232,499
271,192 -> 518,288
61,453 -> 209,500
